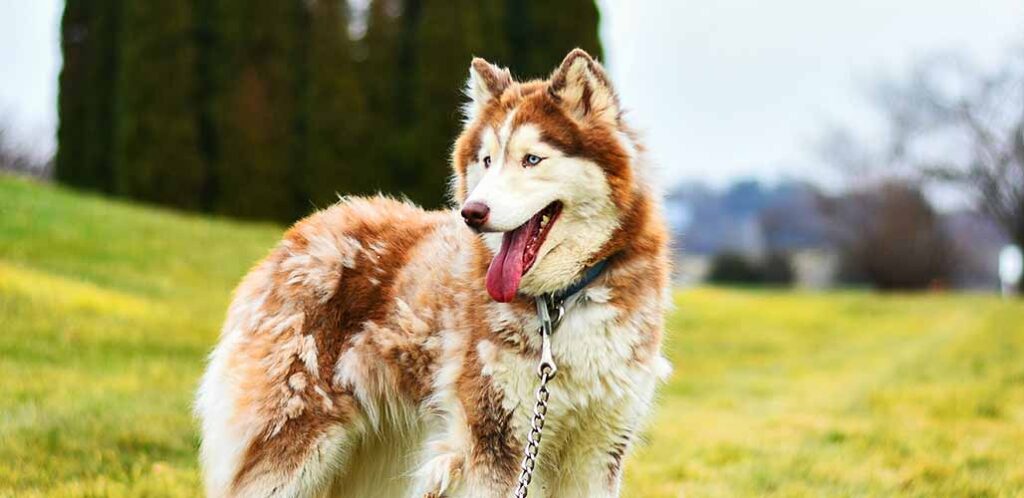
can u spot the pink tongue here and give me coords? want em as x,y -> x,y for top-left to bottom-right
486,224 -> 532,302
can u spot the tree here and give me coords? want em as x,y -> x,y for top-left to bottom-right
114,0 -> 207,209
212,0 -> 306,221
301,0 -> 370,211
707,252 -> 794,286
825,47 -> 1024,291
355,0 -> 403,196
194,0 -> 222,210
708,253 -> 764,285
505,0 -> 602,79
56,0 -> 121,193
822,182 -> 953,290
56,0 -> 89,187
405,0 -> 501,207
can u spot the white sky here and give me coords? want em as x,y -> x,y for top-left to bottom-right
1,0 -> 1022,186
0,0 -> 61,161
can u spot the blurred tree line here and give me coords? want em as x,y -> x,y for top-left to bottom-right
56,0 -> 602,222
819,46 -> 1024,292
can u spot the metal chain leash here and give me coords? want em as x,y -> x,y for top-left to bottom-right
513,295 -> 564,498
512,365 -> 553,498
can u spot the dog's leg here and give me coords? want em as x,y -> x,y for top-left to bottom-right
199,379 -> 363,498
410,414 -> 470,498
413,449 -> 466,497
546,384 -> 660,498
230,423 -> 360,498
541,428 -> 633,498
198,342 -> 365,498
411,398 -> 519,497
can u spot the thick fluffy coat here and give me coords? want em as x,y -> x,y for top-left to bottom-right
196,49 -> 670,497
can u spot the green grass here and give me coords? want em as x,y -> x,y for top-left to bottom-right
2,175 -> 1023,497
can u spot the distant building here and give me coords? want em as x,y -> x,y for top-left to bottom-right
790,249 -> 841,289
675,254 -> 712,286
667,179 -> 839,287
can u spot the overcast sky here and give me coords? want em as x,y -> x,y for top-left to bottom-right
1,0 -> 1022,187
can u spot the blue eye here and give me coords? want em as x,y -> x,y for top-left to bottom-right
523,154 -> 543,167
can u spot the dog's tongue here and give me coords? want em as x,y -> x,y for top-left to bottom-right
486,223 -> 532,302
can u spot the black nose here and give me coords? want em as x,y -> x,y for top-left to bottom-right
461,201 -> 490,229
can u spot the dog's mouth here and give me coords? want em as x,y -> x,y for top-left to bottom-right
486,201 -> 563,302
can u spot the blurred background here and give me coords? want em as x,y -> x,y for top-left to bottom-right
1,1 -> 1024,497
2,0 -> 1023,293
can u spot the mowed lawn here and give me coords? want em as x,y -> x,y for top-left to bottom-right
1,175 -> 1023,497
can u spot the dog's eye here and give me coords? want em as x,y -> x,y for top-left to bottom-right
523,154 -> 543,167
482,156 -> 491,168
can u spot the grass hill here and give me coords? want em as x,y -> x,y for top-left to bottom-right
1,175 -> 1022,497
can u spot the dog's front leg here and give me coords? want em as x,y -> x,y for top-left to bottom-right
412,421 -> 523,498
412,397 -> 522,497
412,435 -> 466,498
539,428 -> 633,498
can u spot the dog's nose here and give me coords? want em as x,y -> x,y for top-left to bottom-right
461,201 -> 490,229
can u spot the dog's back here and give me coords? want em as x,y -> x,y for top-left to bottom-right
196,197 -> 455,497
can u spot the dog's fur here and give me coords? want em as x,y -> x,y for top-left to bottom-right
196,49 -> 670,498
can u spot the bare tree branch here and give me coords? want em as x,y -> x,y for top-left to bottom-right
822,47 -> 1024,258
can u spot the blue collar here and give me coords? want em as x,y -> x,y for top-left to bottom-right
552,258 -> 610,303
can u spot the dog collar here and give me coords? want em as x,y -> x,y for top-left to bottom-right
532,257 -> 612,378
552,258 -> 610,303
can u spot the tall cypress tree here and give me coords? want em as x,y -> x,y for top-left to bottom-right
56,0 -> 121,193
56,0 -> 90,188
114,1 -> 207,209
301,0 -> 370,211
361,0 -> 402,125
357,0 -> 403,197
505,0 -> 603,78
212,0 -> 305,221
194,0 -> 222,211
406,0 -> 506,208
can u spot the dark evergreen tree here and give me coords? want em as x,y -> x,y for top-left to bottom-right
56,0 -> 90,188
505,0 -> 603,78
356,0 -> 403,196
301,0 -> 370,211
194,0 -> 222,210
56,0 -> 121,193
114,1 -> 207,209
406,0 -> 507,207
212,0 -> 306,221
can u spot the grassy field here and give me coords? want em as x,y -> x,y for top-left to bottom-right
1,175 -> 1023,497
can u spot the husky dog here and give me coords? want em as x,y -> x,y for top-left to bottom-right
196,49 -> 671,497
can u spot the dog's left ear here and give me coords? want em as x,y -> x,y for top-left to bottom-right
549,49 -> 619,126
465,57 -> 512,120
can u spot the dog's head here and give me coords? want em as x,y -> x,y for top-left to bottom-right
452,49 -> 648,303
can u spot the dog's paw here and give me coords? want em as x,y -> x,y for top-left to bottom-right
416,452 -> 465,497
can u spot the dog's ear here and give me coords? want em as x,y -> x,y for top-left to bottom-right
465,57 -> 512,120
549,49 -> 618,125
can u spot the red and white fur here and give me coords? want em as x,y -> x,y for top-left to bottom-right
196,49 -> 671,498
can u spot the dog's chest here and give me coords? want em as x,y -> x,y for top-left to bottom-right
478,293 -> 659,420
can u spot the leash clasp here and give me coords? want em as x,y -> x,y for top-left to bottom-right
534,295 -> 562,379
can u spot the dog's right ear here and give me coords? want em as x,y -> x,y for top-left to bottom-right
549,49 -> 618,126
465,58 -> 512,120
